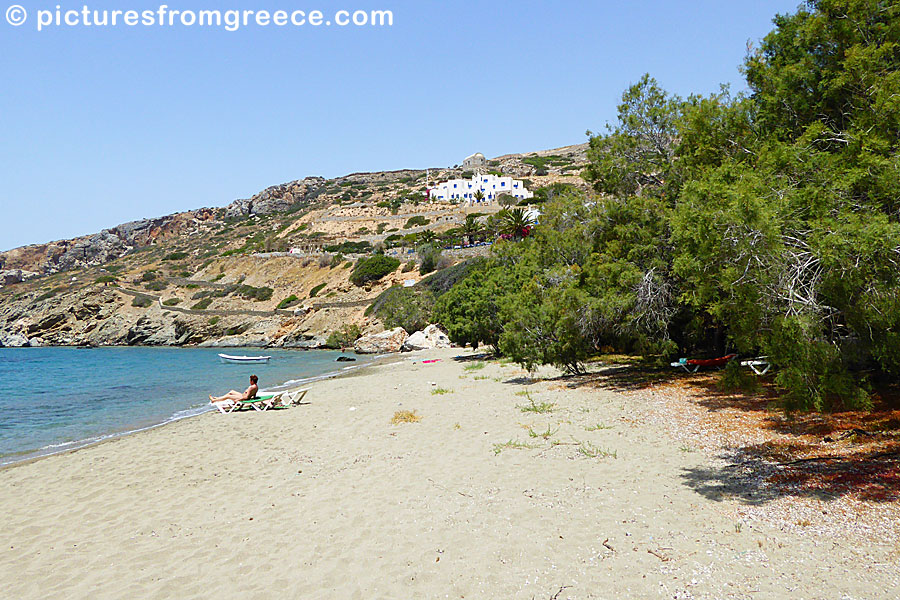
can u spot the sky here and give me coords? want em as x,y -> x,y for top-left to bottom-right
0,0 -> 801,251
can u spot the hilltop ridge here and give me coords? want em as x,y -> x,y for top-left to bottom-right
0,143 -> 590,348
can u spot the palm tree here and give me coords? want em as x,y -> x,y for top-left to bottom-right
473,190 -> 485,204
418,229 -> 437,244
498,208 -> 535,240
461,214 -> 482,245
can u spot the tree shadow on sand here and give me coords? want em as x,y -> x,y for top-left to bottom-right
681,444 -> 900,504
562,363 -> 683,393
451,352 -> 494,363
561,361 -> 900,505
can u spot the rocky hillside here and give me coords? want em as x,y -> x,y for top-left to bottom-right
0,143 -> 590,348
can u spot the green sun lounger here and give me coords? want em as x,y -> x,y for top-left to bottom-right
211,395 -> 275,414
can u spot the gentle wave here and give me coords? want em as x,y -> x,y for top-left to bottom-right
1,404 -> 216,466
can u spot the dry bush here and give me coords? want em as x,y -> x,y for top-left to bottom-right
391,410 -> 422,424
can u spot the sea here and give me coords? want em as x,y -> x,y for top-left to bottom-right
0,347 -> 374,466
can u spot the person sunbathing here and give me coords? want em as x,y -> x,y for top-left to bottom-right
210,375 -> 259,404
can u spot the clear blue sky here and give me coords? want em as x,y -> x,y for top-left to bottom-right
1,0 -> 800,250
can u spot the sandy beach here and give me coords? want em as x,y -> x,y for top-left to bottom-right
2,349 -> 897,599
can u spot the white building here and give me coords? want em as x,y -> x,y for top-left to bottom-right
462,152 -> 486,169
428,173 -> 533,205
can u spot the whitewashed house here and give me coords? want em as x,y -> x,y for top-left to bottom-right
428,173 -> 533,205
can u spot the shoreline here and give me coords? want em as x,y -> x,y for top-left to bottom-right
0,348 -> 398,470
1,348 -> 896,598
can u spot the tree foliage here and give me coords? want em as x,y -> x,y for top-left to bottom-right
433,256 -> 527,352
434,2 -> 900,408
365,285 -> 435,333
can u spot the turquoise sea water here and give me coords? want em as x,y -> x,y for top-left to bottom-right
0,347 -> 372,465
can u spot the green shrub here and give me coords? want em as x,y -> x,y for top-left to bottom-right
94,275 -> 117,284
208,316 -> 220,326
420,258 -> 485,296
532,182 -> 577,204
162,298 -> 182,306
365,286 -> 434,333
192,298 -> 213,310
324,241 -> 372,254
237,285 -> 273,301
145,280 -> 168,291
402,260 -> 416,273
433,260 -> 520,352
349,255 -> 401,286
132,295 -> 153,308
329,253 -> 345,268
309,283 -> 327,298
163,251 -> 188,261
276,295 -> 300,309
324,323 -> 362,349
404,216 -> 430,229
140,271 -> 157,282
418,244 -> 442,275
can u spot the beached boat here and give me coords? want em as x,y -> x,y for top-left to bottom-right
218,353 -> 271,364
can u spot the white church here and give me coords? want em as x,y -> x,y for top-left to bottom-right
428,173 -> 533,205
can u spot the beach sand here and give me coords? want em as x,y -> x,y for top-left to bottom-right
1,348 -> 897,599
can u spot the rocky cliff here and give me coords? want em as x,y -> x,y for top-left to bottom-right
0,209 -> 219,275
223,177 -> 327,219
0,143 -> 590,348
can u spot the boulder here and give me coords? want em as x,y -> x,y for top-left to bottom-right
336,356 -> 356,362
295,336 -> 327,349
0,269 -> 40,286
0,331 -> 30,347
401,324 -> 451,351
402,330 -> 429,351
278,331 -> 327,349
354,327 -> 409,354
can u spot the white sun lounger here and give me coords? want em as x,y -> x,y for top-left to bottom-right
210,394 -> 276,414
740,357 -> 771,375
210,389 -> 309,414
274,388 -> 309,407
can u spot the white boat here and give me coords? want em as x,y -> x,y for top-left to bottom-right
218,353 -> 271,364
